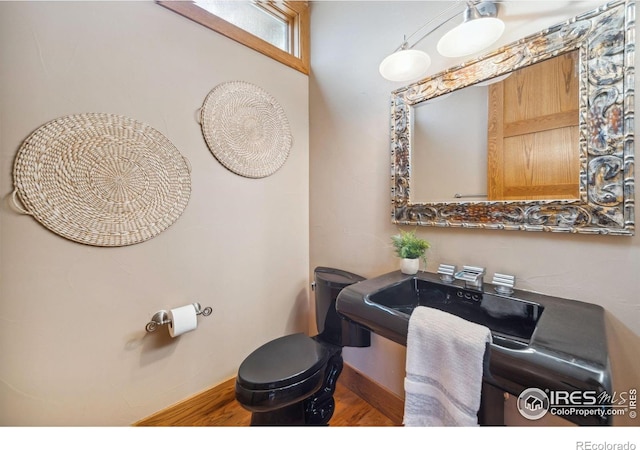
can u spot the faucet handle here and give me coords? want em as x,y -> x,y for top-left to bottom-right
492,273 -> 516,296
437,264 -> 456,283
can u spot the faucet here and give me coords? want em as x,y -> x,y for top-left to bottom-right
454,266 -> 485,290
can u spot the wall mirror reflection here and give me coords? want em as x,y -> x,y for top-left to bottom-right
413,50 -> 580,203
391,0 -> 635,235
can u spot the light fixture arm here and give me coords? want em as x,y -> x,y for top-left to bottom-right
392,1 -> 466,52
380,1 -> 503,82
395,1 -> 502,52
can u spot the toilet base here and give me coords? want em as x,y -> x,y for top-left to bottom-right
249,350 -> 343,426
250,402 -> 306,426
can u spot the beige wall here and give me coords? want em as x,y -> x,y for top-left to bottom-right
2,0 -> 638,428
309,0 -> 640,401
0,1 -> 309,425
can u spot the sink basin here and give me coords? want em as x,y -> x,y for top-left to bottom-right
368,277 -> 544,346
336,270 -> 612,426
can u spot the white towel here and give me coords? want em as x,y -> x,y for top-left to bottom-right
403,306 -> 492,426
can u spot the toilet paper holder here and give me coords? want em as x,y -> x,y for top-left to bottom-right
145,302 -> 212,333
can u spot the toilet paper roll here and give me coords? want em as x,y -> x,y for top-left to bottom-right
168,304 -> 198,337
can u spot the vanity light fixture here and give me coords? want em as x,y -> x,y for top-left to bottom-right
379,1 -> 504,82
379,2 -> 462,82
378,44 -> 432,82
437,1 -> 505,58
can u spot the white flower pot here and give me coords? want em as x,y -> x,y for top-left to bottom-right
400,258 -> 420,275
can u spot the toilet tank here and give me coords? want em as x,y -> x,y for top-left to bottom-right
314,267 -> 370,347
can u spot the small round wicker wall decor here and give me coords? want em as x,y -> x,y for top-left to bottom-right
12,113 -> 192,247
200,81 -> 293,178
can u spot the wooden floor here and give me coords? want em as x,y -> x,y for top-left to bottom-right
137,380 -> 397,426
202,382 -> 395,426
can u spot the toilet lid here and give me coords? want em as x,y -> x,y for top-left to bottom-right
237,333 -> 332,390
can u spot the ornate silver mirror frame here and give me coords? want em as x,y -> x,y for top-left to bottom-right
391,0 -> 635,235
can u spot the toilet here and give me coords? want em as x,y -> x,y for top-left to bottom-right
235,266 -> 370,425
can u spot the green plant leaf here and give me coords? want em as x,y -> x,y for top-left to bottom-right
390,229 -> 430,260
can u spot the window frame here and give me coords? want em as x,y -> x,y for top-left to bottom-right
157,1 -> 310,75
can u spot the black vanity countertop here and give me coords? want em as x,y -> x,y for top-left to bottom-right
336,270 -> 611,425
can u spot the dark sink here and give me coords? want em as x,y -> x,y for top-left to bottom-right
336,270 -> 612,426
368,277 -> 544,346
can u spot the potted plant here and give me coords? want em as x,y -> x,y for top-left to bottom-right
391,229 -> 430,275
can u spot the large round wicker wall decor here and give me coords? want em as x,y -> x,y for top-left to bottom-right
200,81 -> 293,178
12,113 -> 192,247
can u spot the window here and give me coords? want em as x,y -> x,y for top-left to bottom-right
158,1 -> 309,75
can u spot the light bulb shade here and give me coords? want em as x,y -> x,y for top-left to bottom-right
437,17 -> 505,58
379,49 -> 431,82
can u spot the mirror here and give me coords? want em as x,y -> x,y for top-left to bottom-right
391,0 -> 635,235
412,50 -> 580,203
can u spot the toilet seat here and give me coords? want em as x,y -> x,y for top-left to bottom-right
235,333 -> 337,411
237,333 -> 332,390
